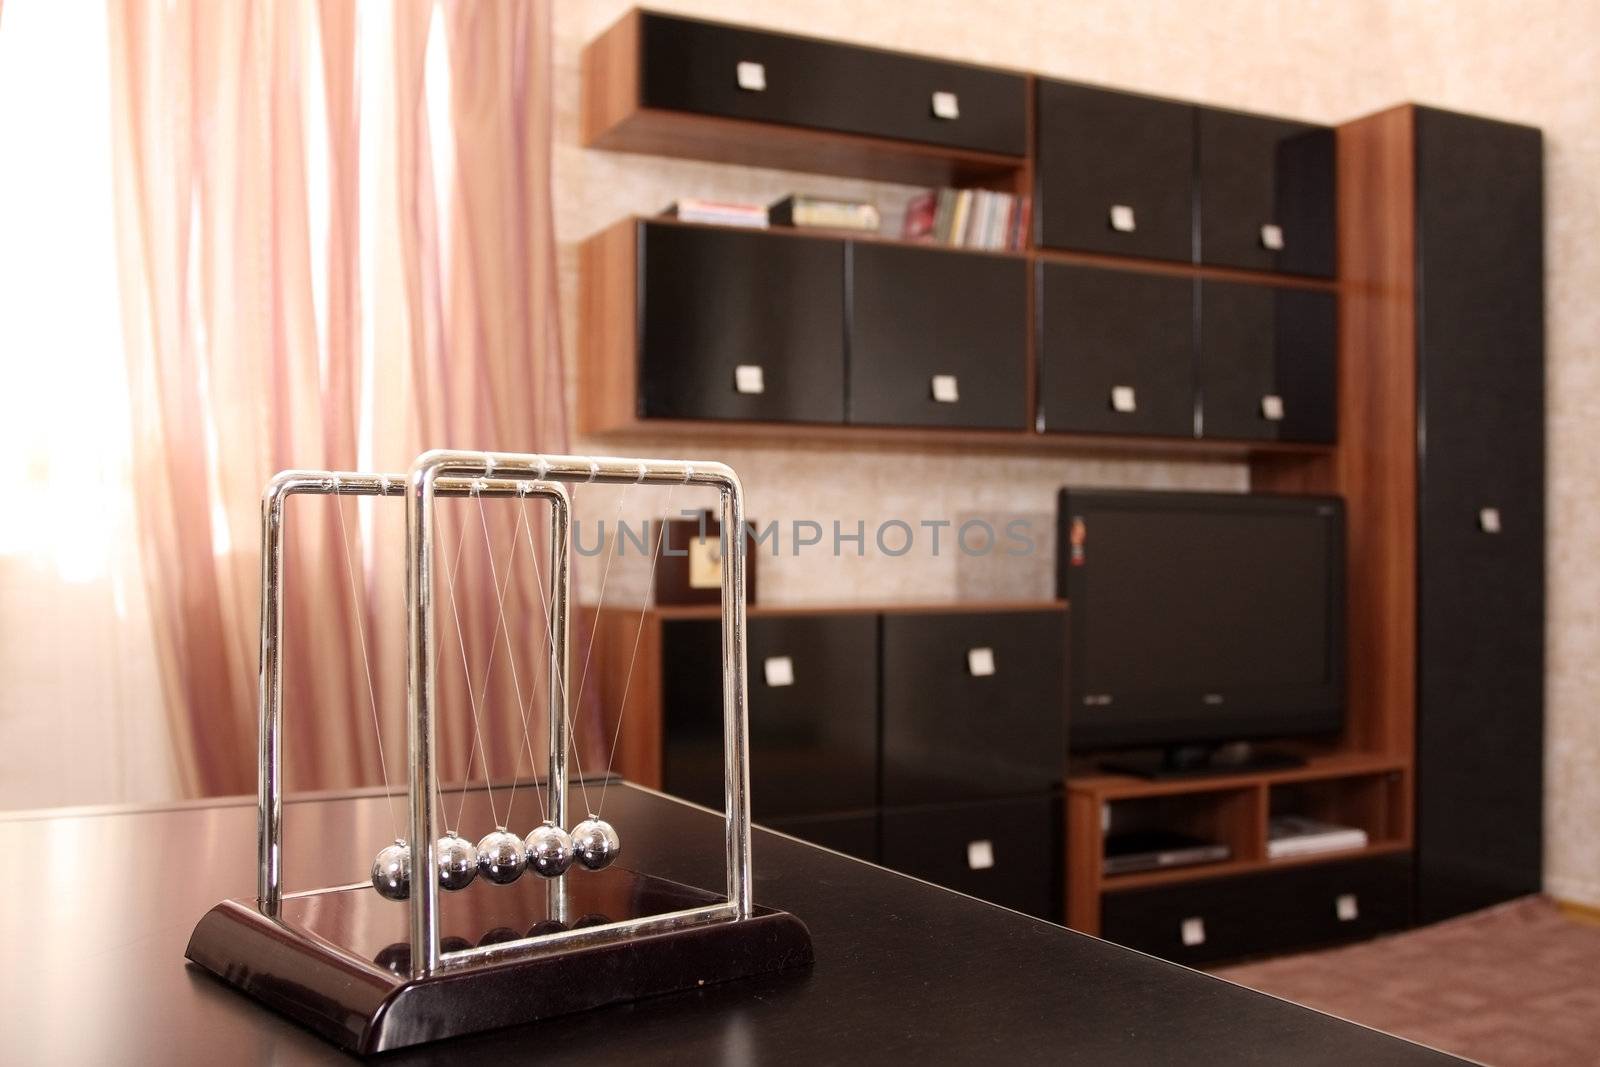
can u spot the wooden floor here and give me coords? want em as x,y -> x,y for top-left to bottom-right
1218,896 -> 1600,1067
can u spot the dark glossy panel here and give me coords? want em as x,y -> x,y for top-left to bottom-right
638,13 -> 1026,155
847,243 -> 1028,429
764,811 -> 879,864
1197,107 -> 1336,277
663,615 -> 878,819
0,788 -> 1462,1065
1037,262 -> 1195,437
880,611 -> 1067,805
1199,281 -> 1336,443
881,796 -> 1060,921
1035,80 -> 1195,261
1102,855 -> 1411,966
1414,107 -> 1544,923
639,222 -> 845,423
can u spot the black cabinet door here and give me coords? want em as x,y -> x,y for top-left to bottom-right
662,615 -> 879,820
764,811 -> 880,864
881,796 -> 1060,921
1036,263 -> 1195,438
638,13 -> 1026,155
1197,107 -> 1336,277
639,222 -> 845,424
1102,855 -> 1410,965
848,243 -> 1028,429
880,611 -> 1067,805
1414,107 -> 1544,923
1198,281 -> 1336,443
1035,81 -> 1194,262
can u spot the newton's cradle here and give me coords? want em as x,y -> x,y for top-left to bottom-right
185,450 -> 814,1054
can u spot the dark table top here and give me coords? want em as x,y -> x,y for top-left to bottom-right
0,783 -> 1461,1065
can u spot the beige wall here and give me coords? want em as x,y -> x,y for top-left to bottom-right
554,1 -> 1600,906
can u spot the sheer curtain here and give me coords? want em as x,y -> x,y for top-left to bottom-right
78,0 -> 569,800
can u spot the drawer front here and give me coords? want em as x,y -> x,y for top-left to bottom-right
1035,80 -> 1195,262
881,611 -> 1067,805
1101,856 -> 1412,966
848,243 -> 1028,429
881,797 -> 1060,921
1198,281 -> 1336,443
662,615 -> 879,819
1037,263 -> 1195,438
1197,108 -> 1336,277
640,223 -> 845,424
765,811 -> 880,864
638,13 -> 1026,155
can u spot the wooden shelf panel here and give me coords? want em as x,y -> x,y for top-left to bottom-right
1098,840 -> 1413,892
1069,751 -> 1409,801
584,599 -> 1066,621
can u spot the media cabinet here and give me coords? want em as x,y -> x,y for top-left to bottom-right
577,9 -> 1545,964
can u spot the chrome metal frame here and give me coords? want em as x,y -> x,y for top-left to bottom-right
255,450 -> 753,982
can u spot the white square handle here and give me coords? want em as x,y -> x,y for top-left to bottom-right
931,374 -> 960,403
1110,385 -> 1137,414
1479,507 -> 1502,534
966,840 -> 995,870
1260,394 -> 1285,421
1335,893 -> 1360,922
763,655 -> 794,688
967,647 -> 995,677
931,91 -> 960,120
1180,917 -> 1207,947
1260,223 -> 1285,251
736,61 -> 767,92
1109,204 -> 1137,233
734,364 -> 765,395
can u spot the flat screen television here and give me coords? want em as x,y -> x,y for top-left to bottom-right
1057,489 -> 1345,771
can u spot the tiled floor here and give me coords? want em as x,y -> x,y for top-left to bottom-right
1218,896 -> 1600,1067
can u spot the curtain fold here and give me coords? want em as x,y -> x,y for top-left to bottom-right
107,0 -> 571,799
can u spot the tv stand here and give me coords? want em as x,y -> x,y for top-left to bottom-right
1100,743 -> 1306,780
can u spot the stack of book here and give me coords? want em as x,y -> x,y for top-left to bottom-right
902,188 -> 1030,251
769,194 -> 881,233
663,198 -> 768,228
1266,815 -> 1370,860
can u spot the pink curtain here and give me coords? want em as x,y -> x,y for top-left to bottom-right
107,0 -> 571,798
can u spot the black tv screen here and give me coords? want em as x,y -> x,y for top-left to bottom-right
1057,489 -> 1345,750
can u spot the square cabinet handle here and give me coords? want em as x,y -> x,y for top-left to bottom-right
762,655 -> 794,688
1260,223 -> 1285,251
931,91 -> 960,120
966,646 -> 996,677
1479,507 -> 1502,534
1260,393 -> 1285,421
1110,385 -> 1137,414
1335,893 -> 1360,922
734,364 -> 765,395
931,374 -> 960,403
966,839 -> 995,870
1109,204 -> 1137,233
1180,917 -> 1207,947
736,61 -> 767,92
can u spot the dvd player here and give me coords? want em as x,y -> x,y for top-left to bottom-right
1103,830 -> 1231,875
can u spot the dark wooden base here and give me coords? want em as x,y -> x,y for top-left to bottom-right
185,867 -> 813,1054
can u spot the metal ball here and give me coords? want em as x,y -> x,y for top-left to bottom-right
524,821 -> 574,878
526,919 -> 566,938
570,817 -> 621,871
371,840 -> 411,901
436,831 -> 478,891
476,827 -> 527,884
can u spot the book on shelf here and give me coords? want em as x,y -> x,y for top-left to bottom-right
899,187 -> 1030,251
1267,815 -> 1370,860
769,195 -> 881,233
663,198 -> 769,228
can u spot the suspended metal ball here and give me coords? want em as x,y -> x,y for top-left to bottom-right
571,913 -> 613,929
524,821 -> 574,879
436,831 -> 478,891
571,817 -> 621,872
371,840 -> 411,901
526,919 -> 566,938
476,827 -> 527,885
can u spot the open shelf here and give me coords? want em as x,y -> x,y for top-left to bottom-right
1100,839 -> 1413,893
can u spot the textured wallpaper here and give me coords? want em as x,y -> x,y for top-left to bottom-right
553,1 -> 1600,906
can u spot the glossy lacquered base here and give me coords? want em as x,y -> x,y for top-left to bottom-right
185,866 -> 814,1054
